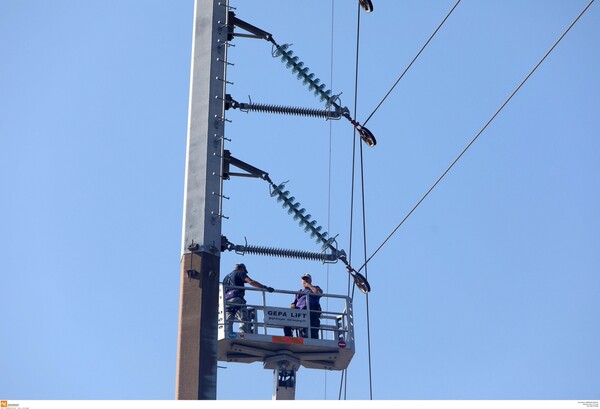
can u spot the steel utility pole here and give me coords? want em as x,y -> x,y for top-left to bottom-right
175,0 -> 228,400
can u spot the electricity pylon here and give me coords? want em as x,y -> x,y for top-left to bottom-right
175,0 -> 228,400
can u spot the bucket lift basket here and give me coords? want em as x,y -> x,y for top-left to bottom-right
217,285 -> 355,371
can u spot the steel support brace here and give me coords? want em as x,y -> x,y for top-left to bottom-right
273,364 -> 297,400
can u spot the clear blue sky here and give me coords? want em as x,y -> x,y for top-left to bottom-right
1,0 -> 599,402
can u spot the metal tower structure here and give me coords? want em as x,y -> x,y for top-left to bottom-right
174,0 -> 371,400
175,0 -> 228,400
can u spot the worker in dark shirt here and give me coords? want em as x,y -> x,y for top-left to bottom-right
223,263 -> 273,334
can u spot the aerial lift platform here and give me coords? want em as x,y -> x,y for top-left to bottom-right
217,285 -> 355,399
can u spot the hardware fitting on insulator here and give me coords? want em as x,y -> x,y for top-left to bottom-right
359,0 -> 374,13
343,113 -> 377,147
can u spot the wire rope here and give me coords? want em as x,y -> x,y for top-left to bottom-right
354,6 -> 375,402
341,4 -> 461,397
356,0 -> 596,274
363,0 -> 462,127
359,131 -> 373,400
336,0 -> 376,400
339,1 -> 362,401
324,0 -> 336,400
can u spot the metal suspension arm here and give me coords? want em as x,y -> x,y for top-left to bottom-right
228,12 -> 275,43
223,150 -> 271,181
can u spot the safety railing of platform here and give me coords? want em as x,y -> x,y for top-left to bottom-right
219,284 -> 354,343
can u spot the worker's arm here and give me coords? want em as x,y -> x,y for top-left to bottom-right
245,276 -> 274,292
304,282 -> 323,294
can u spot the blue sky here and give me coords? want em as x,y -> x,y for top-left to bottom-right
1,0 -> 599,402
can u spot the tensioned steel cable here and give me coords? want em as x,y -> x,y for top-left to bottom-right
324,0 -> 335,400
363,0 -> 461,127
359,124 -> 374,400
346,2 -> 461,400
340,1 -> 362,401
355,10 -> 375,403
356,0 -> 596,274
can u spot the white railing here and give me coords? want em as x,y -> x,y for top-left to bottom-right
219,284 -> 354,343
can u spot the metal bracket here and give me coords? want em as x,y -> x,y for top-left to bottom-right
228,12 -> 275,43
222,150 -> 271,181
186,242 -> 200,279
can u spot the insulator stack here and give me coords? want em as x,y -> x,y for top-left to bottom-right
231,243 -> 339,262
271,43 -> 377,147
239,102 -> 341,119
269,181 -> 334,250
228,16 -> 377,147
272,44 -> 338,107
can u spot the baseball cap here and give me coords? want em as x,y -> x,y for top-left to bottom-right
235,263 -> 247,271
301,273 -> 311,280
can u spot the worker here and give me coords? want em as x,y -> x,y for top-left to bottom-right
284,273 -> 322,338
223,263 -> 273,334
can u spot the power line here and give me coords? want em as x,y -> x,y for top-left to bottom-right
353,2 -> 462,400
357,0 -> 596,274
363,0 -> 462,126
343,0 -> 375,400
325,0 -> 335,401
355,13 -> 375,405
359,127 -> 374,400
340,0 -> 367,400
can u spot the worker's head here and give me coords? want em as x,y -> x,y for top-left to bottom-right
235,263 -> 247,273
301,273 -> 311,283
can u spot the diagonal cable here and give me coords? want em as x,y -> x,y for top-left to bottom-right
363,0 -> 461,126
325,0 -> 336,400
357,0 -> 595,274
340,0 -> 361,400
